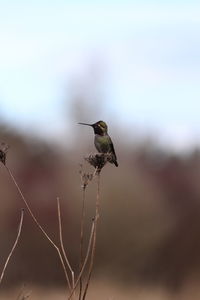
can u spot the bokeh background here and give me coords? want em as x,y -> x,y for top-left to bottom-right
0,1 -> 200,299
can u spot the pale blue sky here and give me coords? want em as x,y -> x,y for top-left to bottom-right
0,1 -> 200,150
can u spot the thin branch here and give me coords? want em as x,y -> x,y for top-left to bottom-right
5,165 -> 72,292
0,209 -> 24,285
79,187 -> 86,300
68,220 -> 95,300
57,197 -> 74,289
82,173 -> 101,300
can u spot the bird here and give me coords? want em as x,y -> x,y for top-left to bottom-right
78,120 -> 118,167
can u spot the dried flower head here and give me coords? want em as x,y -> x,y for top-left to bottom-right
0,142 -> 9,165
85,153 -> 112,172
79,164 -> 94,189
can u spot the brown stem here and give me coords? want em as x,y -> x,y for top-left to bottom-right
0,209 -> 24,285
5,166 -> 72,292
68,220 -> 95,300
82,173 -> 100,300
57,197 -> 74,289
79,187 -> 86,300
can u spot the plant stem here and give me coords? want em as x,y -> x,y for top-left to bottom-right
82,172 -> 100,300
68,220 -> 95,300
57,198 -> 74,289
79,187 -> 86,300
5,166 -> 72,293
0,209 -> 24,285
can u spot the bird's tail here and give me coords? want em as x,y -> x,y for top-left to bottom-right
114,160 -> 118,167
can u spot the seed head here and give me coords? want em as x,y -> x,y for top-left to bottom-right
85,153 -> 112,173
0,142 -> 9,165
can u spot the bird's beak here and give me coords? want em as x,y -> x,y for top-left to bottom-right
78,122 -> 93,127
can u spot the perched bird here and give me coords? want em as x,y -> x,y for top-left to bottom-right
78,120 -> 118,167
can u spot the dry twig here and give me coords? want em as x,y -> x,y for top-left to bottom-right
79,186 -> 86,300
4,165 -> 71,293
57,197 -> 74,290
0,209 -> 24,285
78,163 -> 98,299
68,220 -> 95,300
1,143 -> 105,299
82,173 -> 101,300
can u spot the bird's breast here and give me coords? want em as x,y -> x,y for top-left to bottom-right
94,135 -> 110,153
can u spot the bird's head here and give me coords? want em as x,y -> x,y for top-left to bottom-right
78,120 -> 108,135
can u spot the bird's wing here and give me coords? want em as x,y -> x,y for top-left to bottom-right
109,136 -> 117,160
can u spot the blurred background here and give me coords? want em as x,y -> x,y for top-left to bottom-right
0,0 -> 200,299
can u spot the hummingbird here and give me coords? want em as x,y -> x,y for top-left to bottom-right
78,120 -> 118,167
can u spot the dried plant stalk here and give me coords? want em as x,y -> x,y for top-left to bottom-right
79,186 -> 86,300
78,164 -> 97,300
57,197 -> 74,290
68,220 -> 95,300
0,209 -> 24,285
5,165 -> 72,292
1,144 -> 105,299
82,173 -> 101,300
